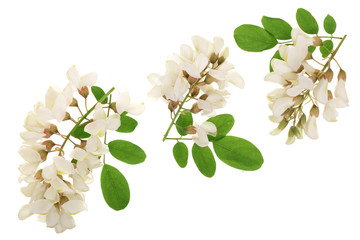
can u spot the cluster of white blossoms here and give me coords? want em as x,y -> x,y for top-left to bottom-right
18,66 -> 144,233
265,28 -> 348,144
148,36 -> 244,147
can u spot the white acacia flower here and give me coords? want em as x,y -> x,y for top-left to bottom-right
271,97 -> 294,118
18,146 -> 42,177
67,65 -> 97,90
44,86 -> 73,122
85,103 -> 120,137
24,198 -> 87,233
286,75 -> 314,97
192,35 -> 213,57
180,53 -> 209,78
265,59 -> 298,85
335,78 -> 348,104
313,78 -> 329,104
279,28 -> 314,71
323,98 -> 348,122
42,156 -> 75,182
116,88 -> 145,115
304,115 -> 319,139
192,121 -> 217,147
70,147 -> 102,177
197,86 -> 229,116
151,60 -> 189,101
85,135 -> 109,156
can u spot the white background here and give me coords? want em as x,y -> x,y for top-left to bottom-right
1,0 -> 359,239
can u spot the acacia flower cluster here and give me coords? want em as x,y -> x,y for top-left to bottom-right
18,66 -> 144,233
266,28 -> 348,144
148,35 -> 244,147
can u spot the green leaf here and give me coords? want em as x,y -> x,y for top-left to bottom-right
234,24 -> 278,52
213,136 -> 263,171
308,46 -> 316,53
324,14 -> 336,34
108,140 -> 146,164
206,114 -> 234,141
192,144 -> 216,178
320,40 -> 334,58
269,50 -> 283,72
296,8 -> 319,34
116,114 -> 138,133
71,123 -> 91,139
91,86 -> 108,104
176,111 -> 193,136
173,142 -> 188,168
101,164 -> 130,211
261,16 -> 292,40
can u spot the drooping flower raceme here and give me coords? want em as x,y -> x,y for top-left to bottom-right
148,36 -> 244,147
147,36 -> 264,178
265,28 -> 348,144
18,66 -> 145,233
233,8 -> 348,145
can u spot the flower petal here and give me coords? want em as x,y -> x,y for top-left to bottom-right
126,103 -> 145,115
18,205 -> 33,220
80,72 -> 97,87
29,199 -> 53,214
54,156 -> 75,175
61,200 -> 87,215
116,89 -> 131,115
46,206 -> 60,228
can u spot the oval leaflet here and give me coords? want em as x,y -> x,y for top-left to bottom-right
101,164 -> 130,211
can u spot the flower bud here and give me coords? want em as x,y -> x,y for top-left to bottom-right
338,69 -> 346,82
285,127 -> 296,145
182,70 -> 189,79
278,119 -> 289,130
109,102 -> 117,112
191,103 -> 201,114
60,196 -> 69,205
38,150 -> 48,162
292,126 -> 302,139
34,169 -> 43,181
324,68 -> 333,82
50,124 -> 58,134
78,86 -> 89,98
327,90 -> 334,101
217,56 -> 225,65
69,98 -> 78,107
187,76 -> 198,85
79,140 -> 87,149
42,140 -> 55,151
219,47 -> 229,60
313,37 -> 323,46
310,105 -> 319,117
63,112 -> 71,121
299,113 -> 307,126
282,108 -> 294,119
186,125 -> 197,134
191,87 -> 200,97
168,101 -> 178,112
210,53 -> 218,64
293,95 -> 304,106
199,94 -> 208,101
205,75 -> 216,85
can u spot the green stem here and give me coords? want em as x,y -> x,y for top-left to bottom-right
164,137 -> 193,141
58,87 -> 116,156
162,76 -> 205,141
317,36 -> 343,40
103,94 -> 112,164
321,34 -> 347,72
